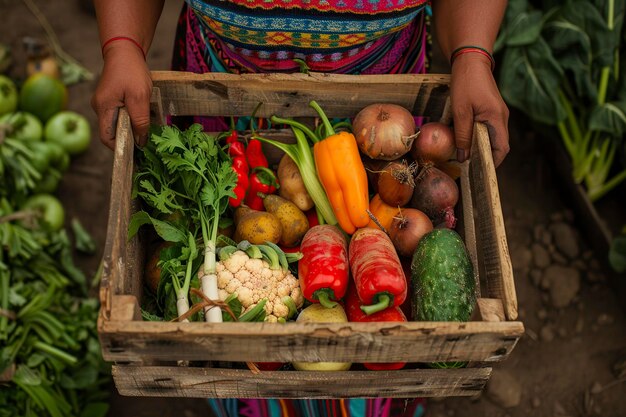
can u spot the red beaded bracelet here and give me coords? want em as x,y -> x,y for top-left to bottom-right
450,45 -> 495,71
101,36 -> 146,60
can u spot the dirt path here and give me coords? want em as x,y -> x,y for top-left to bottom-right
3,1 -> 625,417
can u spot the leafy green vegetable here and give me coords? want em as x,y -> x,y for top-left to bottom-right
609,233 -> 626,272
0,198 -> 110,417
497,0 -> 626,201
131,124 -> 237,321
70,218 -> 96,255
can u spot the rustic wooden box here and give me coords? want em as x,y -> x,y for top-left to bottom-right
98,71 -> 524,399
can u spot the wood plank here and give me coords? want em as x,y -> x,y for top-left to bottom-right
99,320 -> 523,363
472,299 -> 506,322
110,295 -> 142,322
112,366 -> 491,399
100,108 -> 135,318
460,160 -> 480,299
150,71 -> 451,121
469,124 -> 518,320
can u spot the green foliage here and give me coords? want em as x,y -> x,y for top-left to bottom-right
609,231 -> 626,272
0,199 -> 110,417
131,124 -> 237,320
497,0 -> 626,201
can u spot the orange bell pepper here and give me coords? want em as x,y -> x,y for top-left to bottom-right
310,101 -> 369,234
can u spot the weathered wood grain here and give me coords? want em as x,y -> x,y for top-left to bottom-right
469,124 -> 518,320
112,366 -> 491,398
99,320 -> 523,363
100,108 -> 135,319
151,71 -> 451,122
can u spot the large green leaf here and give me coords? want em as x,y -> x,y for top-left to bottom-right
543,3 -> 596,100
588,100 -> 626,135
609,235 -> 626,273
499,38 -> 567,125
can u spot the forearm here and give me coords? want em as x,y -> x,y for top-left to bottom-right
94,0 -> 165,54
432,0 -> 507,60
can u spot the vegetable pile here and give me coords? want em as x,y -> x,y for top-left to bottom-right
0,71 -> 109,416
135,100 -> 477,372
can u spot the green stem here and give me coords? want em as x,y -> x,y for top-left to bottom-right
309,100 -> 335,137
360,294 -> 391,315
314,289 -> 338,309
558,90 -> 583,147
0,271 -> 8,337
270,115 -> 319,143
281,296 -> 298,320
33,341 -> 78,365
239,299 -> 268,322
557,121 -> 575,160
598,67 -> 611,105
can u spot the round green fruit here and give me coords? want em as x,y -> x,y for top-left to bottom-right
0,75 -> 18,116
19,73 -> 67,122
22,193 -> 65,231
0,111 -> 43,141
44,111 -> 91,155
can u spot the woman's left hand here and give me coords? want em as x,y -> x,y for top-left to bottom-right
449,52 -> 510,167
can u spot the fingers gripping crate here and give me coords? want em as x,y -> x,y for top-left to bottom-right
98,72 -> 524,399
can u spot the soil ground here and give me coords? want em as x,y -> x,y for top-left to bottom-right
3,1 -> 626,416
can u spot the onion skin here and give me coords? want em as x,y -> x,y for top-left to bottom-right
410,122 -> 456,164
411,166 -> 459,228
377,161 -> 416,207
389,208 -> 433,257
361,156 -> 388,194
353,103 -> 417,160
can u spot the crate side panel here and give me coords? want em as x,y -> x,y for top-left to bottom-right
100,108 -> 136,317
469,123 -> 518,320
151,72 -> 451,121
100,321 -> 523,363
112,366 -> 491,399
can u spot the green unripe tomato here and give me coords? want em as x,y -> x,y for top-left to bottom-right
21,193 -> 65,231
0,111 -> 43,141
44,111 -> 91,156
0,75 -> 18,116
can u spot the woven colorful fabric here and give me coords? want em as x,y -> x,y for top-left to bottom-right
179,0 -> 428,74
208,397 -> 427,417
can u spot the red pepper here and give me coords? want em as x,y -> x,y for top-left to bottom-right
228,140 -> 246,158
246,138 -> 269,169
298,225 -> 349,308
345,283 -> 407,371
229,156 -> 249,207
349,228 -> 407,315
244,167 -> 279,211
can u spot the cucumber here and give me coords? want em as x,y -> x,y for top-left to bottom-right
411,229 -> 475,322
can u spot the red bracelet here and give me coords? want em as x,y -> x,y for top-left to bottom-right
101,36 -> 146,60
450,46 -> 495,71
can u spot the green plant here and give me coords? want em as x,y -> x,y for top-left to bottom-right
609,226 -> 626,272
496,0 -> 626,202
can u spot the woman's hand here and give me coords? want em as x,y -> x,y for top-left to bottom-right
450,52 -> 510,168
91,42 -> 152,150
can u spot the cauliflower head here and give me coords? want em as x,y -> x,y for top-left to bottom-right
217,250 -> 303,322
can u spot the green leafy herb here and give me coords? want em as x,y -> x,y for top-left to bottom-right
70,218 -> 96,255
131,124 -> 237,321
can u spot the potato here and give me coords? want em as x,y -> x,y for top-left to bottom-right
233,211 -> 282,245
277,154 -> 314,211
263,194 -> 309,247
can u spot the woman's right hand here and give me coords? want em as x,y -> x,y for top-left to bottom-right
91,42 -> 152,150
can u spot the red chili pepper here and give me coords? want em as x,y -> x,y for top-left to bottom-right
229,156 -> 249,207
298,225 -> 349,308
228,140 -> 246,158
246,138 -> 269,169
349,228 -> 407,315
244,167 -> 279,210
305,209 -> 320,228
345,283 -> 407,371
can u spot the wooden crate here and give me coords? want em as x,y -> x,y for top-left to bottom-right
99,71 -> 524,399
